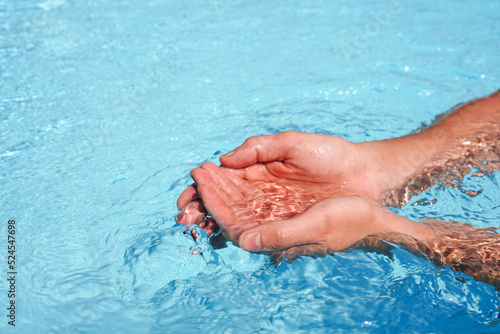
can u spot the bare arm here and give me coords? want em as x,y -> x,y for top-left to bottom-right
358,215 -> 500,288
187,166 -> 500,287
359,90 -> 500,205
356,90 -> 500,285
178,90 -> 500,287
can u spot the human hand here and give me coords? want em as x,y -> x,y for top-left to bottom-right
178,90 -> 500,223
186,162 -> 434,254
177,131 -> 389,233
176,151 -> 367,237
218,131 -> 381,199
177,161 -> 336,238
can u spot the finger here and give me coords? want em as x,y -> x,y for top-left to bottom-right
177,184 -> 199,209
199,218 -> 220,236
191,167 -> 220,191
218,166 -> 245,177
219,131 -> 303,168
220,164 -> 275,182
223,170 -> 256,197
192,167 -> 243,211
191,168 -> 234,209
200,162 -> 245,202
176,200 -> 208,225
238,204 -> 330,252
197,184 -> 246,242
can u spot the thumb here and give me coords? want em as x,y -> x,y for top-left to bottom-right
238,206 -> 329,252
220,131 -> 301,168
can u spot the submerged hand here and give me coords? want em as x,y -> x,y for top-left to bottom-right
177,131 -> 390,233
189,163 -> 434,254
178,162 -> 330,237
178,91 -> 500,232
177,158 -> 360,236
175,92 -> 500,287
219,131 -> 381,199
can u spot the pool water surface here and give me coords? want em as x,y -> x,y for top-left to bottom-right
1,0 -> 499,332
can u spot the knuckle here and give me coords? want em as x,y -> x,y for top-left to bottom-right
281,130 -> 298,138
244,136 -> 259,146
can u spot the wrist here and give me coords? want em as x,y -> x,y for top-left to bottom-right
359,203 -> 436,251
356,91 -> 500,200
375,205 -> 436,241
357,127 -> 449,200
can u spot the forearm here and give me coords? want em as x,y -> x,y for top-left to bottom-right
360,209 -> 500,287
359,90 -> 500,204
420,219 -> 500,287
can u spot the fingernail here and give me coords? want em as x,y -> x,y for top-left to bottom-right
242,232 -> 261,251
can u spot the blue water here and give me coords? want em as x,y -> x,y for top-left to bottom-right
1,0 -> 499,332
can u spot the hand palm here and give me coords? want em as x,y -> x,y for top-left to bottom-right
177,131 -> 377,243
186,163 -> 354,242
191,163 -> 378,255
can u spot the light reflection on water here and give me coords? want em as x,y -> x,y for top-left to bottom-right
1,0 -> 499,332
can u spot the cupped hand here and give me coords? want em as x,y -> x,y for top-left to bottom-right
187,162 -> 393,254
177,131 -> 388,233
219,131 -> 380,199
176,159 -> 359,236
180,163 -> 382,252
